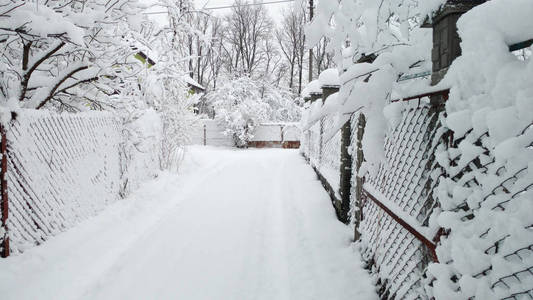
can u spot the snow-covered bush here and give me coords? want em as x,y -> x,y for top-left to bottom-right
206,76 -> 300,147
128,0 -> 202,170
119,108 -> 163,196
150,77 -> 200,171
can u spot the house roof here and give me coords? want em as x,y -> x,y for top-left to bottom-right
182,75 -> 205,91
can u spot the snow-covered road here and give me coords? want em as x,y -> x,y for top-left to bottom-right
0,147 -> 377,300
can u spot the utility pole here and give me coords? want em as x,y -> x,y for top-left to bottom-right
308,0 -> 313,83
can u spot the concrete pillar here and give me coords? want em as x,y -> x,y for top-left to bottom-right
422,0 -> 486,104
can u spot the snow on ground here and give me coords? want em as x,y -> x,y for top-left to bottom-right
0,146 -> 377,300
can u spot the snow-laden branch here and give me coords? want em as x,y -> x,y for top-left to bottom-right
19,41 -> 65,102
33,63 -> 90,109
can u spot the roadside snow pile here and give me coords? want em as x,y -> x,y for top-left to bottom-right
428,0 -> 533,299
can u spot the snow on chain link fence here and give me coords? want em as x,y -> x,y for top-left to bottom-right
0,110 -> 161,257
302,92 -> 533,299
357,102 -> 445,299
302,98 -> 450,299
301,113 -> 342,193
435,112 -> 533,299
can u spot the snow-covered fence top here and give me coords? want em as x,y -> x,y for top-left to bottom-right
0,110 -> 122,256
189,119 -> 300,148
188,119 -> 234,147
248,123 -> 301,148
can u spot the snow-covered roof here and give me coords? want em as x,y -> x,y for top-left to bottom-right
182,75 -> 205,90
318,68 -> 340,88
306,80 -> 322,95
301,87 -> 311,98
127,38 -> 159,63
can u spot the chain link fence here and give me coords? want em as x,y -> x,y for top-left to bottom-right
357,101 -> 445,299
301,113 -> 342,193
0,111 -> 122,255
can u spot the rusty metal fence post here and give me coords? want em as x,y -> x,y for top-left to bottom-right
1,124 -> 9,257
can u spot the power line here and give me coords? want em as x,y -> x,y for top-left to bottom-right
202,0 -> 294,10
143,0 -> 295,15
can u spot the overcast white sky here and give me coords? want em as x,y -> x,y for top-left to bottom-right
145,0 -> 294,26
194,0 -> 293,23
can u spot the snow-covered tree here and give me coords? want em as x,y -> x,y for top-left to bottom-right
0,0 -> 149,112
206,76 -> 300,147
207,77 -> 269,147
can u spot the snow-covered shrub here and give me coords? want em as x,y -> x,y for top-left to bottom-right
119,108 -> 163,196
156,86 -> 199,171
260,85 -> 302,122
117,69 -> 199,188
206,76 -> 300,147
427,1 -> 533,299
